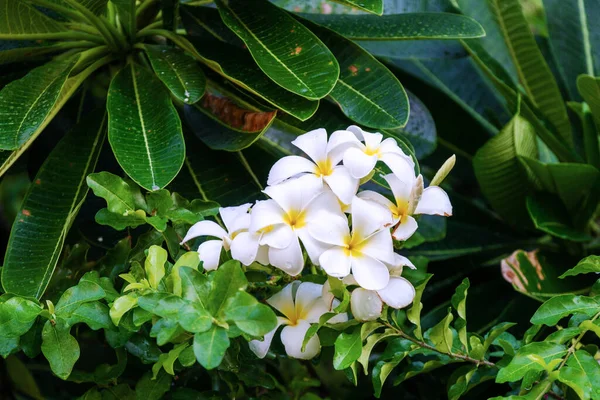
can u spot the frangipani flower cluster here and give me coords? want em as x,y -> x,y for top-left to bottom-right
182,126 -> 453,360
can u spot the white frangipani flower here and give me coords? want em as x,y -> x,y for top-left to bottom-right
181,204 -> 267,270
267,128 -> 359,204
358,173 -> 452,241
250,174 -> 345,275
249,282 -> 348,360
338,125 -> 415,180
310,196 -> 396,291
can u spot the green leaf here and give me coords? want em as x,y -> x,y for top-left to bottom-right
110,294 -> 138,326
357,329 -> 398,374
86,172 -> 137,214
179,266 -> 211,307
526,194 -> 592,242
154,343 -> 189,377
0,57 -> 77,150
178,302 -> 212,333
193,325 -> 230,370
544,0 -> 600,100
299,12 -> 485,40
482,322 -> 516,354
473,114 -> 538,226
489,0 -> 572,143
150,318 -> 184,346
561,256 -> 600,278
0,0 -> 69,39
299,17 -> 408,129
138,293 -> 185,319
333,326 -> 362,370
135,370 -> 172,400
1,113 -> 105,298
496,342 -> 567,383
546,327 -> 581,344
0,335 -> 20,358
568,101 -> 600,170
334,0 -> 382,14
372,359 -> 403,398
531,295 -> 600,326
223,291 -> 277,337
55,272 -> 106,317
451,278 -> 469,353
207,260 -> 247,316
428,309 -> 454,354
65,302 -> 112,330
169,251 -> 200,296
0,296 -> 42,337
447,365 -> 477,400
407,275 -> 432,340
5,355 -> 43,399
94,209 -> 148,231
111,0 -> 135,39
41,319 -> 80,380
394,359 -> 448,384
145,245 -> 167,289
559,349 -> 600,400
578,75 -> 600,137
144,45 -> 206,104
215,0 -> 339,99
107,62 -> 185,190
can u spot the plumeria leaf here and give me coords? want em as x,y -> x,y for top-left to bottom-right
0,0 -> 69,39
41,319 -> 80,380
193,325 -> 230,370
560,256 -> 600,278
144,45 -> 206,104
530,295 -> 600,326
107,62 -> 185,191
1,113 -> 105,299
214,0 -> 339,99
334,0 -> 383,14
223,291 -> 277,337
333,326 -> 362,370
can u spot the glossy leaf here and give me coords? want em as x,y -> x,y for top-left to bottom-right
144,45 -> 206,104
223,291 -> 277,337
526,195 -> 591,242
577,75 -> 600,134
544,0 -> 600,100
560,255 -> 600,278
559,350 -> 600,400
207,260 -> 247,316
530,295 -> 600,326
145,246 -> 167,290
110,294 -> 138,326
568,101 -> 600,169
193,325 -> 230,370
178,302 -> 212,333
107,63 -> 185,190
428,310 -> 454,354
1,113 -> 105,298
0,0 -> 69,39
489,0 -> 572,143
41,319 -> 80,380
333,326 -> 362,370
65,302 -> 112,330
451,279 -> 469,352
496,342 -> 567,383
215,0 -> 339,99
0,296 -> 42,337
473,114 -> 537,226
335,0 -> 383,14
55,272 -> 106,317
406,275 -> 432,340
299,12 -> 485,40
300,17 -> 408,129
179,266 -> 211,307
0,57 -> 77,150
111,0 -> 135,39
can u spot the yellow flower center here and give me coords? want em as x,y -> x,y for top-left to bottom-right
364,146 -> 381,157
343,233 -> 366,257
390,199 -> 409,220
315,158 -> 334,177
283,209 -> 306,229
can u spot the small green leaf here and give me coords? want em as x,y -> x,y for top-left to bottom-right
178,302 -> 212,333
169,252 -> 200,296
496,342 -> 567,383
451,278 -> 469,353
144,45 -> 206,104
531,295 -> 600,326
41,319 -> 80,380
55,272 -> 106,317
193,325 -> 230,370
65,302 -> 112,331
207,260 -> 247,316
145,245 -> 167,289
223,291 -> 277,337
150,318 -> 184,346
482,322 -> 516,354
0,296 -> 42,337
545,327 -> 581,344
333,326 -> 362,370
357,329 -> 398,374
110,294 -> 138,326
407,275 -> 432,340
334,0 -> 383,14
428,309 -> 454,354
135,370 -> 172,400
215,0 -> 339,99
561,256 -> 600,278
179,266 -> 211,307
107,63 -> 185,190
559,349 -> 600,400
86,172 -> 138,214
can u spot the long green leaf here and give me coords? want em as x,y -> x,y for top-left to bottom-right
490,0 -> 572,144
1,112 -> 105,298
298,12 -> 485,40
214,0 -> 339,99
0,57 -> 77,150
577,74 -> 600,132
107,62 -> 185,190
111,0 -> 135,39
543,0 -> 600,100
300,17 -> 408,129
333,0 -> 383,15
0,0 -> 69,39
473,114 -> 538,226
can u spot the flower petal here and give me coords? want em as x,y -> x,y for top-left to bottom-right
382,173 -> 412,206
351,197 -> 390,241
343,147 -> 378,179
351,288 -> 383,321
260,223 -> 295,249
267,283 -> 296,319
391,215 -> 418,241
291,128 -> 328,164
281,320 -> 321,359
230,231 -> 260,266
358,229 -> 395,265
264,174 -> 323,214
414,186 -> 453,216
346,125 -> 365,141
249,317 -> 286,359
303,189 -> 344,221
319,247 -> 352,278
296,227 -> 331,265
386,253 -> 415,276
361,130 -> 383,150
219,203 -> 252,234
267,155 -> 317,186
306,209 -> 349,247
249,200 -> 285,232
255,245 -> 270,265
294,282 -> 326,322
377,277 -> 416,309
197,239 -> 223,271
323,166 -> 359,204
181,220 -> 228,243
381,153 -> 416,185
327,129 -> 362,164
351,254 -> 390,291
268,237 -> 304,276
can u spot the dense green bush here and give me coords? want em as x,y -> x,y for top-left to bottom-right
1,0 -> 600,399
